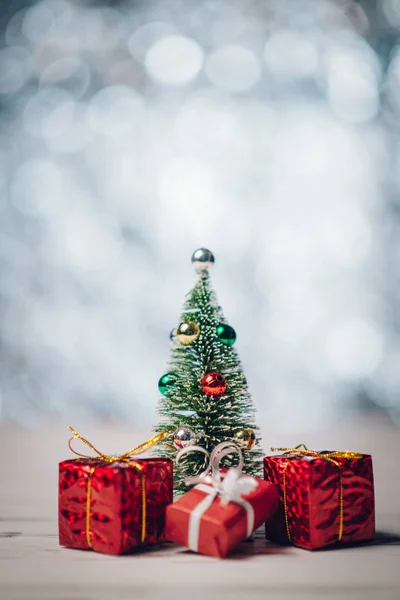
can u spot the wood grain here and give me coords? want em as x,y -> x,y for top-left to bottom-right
1,416 -> 399,600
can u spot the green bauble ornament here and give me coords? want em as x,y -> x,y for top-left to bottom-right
216,324 -> 236,346
158,373 -> 174,396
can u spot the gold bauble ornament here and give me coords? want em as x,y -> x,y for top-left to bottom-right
176,321 -> 200,345
234,428 -> 256,450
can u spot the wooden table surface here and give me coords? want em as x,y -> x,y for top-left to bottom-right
1,416 -> 399,600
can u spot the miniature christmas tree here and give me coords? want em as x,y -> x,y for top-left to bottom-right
154,248 -> 263,494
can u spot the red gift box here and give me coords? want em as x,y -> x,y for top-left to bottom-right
59,457 -> 173,555
264,448 -> 375,550
165,472 -> 278,558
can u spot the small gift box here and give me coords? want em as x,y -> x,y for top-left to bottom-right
166,442 -> 279,558
59,427 -> 173,555
264,446 -> 375,550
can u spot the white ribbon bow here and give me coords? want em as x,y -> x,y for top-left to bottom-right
176,442 -> 257,552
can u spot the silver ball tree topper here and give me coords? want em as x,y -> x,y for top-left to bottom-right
191,248 -> 215,272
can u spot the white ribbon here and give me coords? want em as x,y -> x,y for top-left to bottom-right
176,441 -> 257,552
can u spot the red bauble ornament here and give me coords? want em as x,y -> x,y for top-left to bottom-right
201,372 -> 226,396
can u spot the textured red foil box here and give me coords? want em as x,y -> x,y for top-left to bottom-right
59,457 -> 173,555
166,478 -> 278,558
264,453 -> 375,550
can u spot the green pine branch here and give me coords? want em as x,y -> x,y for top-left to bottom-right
154,264 -> 263,495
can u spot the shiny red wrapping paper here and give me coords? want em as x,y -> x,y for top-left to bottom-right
165,477 -> 278,558
264,452 -> 375,550
59,457 -> 173,555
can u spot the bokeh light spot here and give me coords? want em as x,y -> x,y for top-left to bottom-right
87,85 -> 144,137
326,319 -> 383,378
0,47 -> 31,94
205,44 -> 261,92
40,58 -> 91,99
128,21 -> 177,62
144,35 -> 204,86
264,30 -> 318,78
23,87 -> 74,137
323,38 -> 381,123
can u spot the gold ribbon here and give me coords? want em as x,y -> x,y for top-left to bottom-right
270,445 -> 362,542
67,425 -> 168,462
67,426 -> 168,549
85,466 -> 95,547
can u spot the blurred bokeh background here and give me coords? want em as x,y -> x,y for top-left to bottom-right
0,0 -> 399,432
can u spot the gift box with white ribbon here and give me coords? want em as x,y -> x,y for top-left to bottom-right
165,442 -> 278,558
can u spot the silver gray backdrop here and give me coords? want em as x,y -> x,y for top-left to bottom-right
0,0 -> 399,430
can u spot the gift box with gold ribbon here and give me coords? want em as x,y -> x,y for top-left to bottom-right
264,445 -> 375,550
59,427 -> 173,555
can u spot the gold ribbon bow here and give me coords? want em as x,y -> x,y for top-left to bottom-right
270,445 -> 362,542
67,426 -> 168,548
